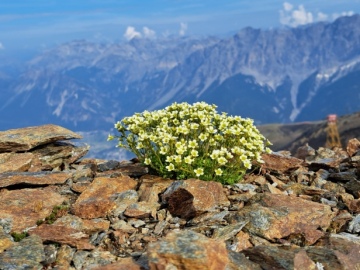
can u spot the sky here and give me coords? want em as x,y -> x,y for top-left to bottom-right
0,0 -> 359,54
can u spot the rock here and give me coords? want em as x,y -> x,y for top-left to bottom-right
147,230 -> 229,270
295,144 -> 316,160
212,219 -> 248,241
55,244 -> 75,269
328,171 -> 357,182
294,250 -> 317,270
236,193 -> 335,245
71,176 -> 137,219
306,234 -> 360,269
347,138 -> 360,157
0,235 -> 45,270
348,214 -> 360,233
0,171 -> 71,188
138,175 -> 173,204
91,257 -> 142,270
0,227 -> 13,253
261,152 -> 304,173
0,153 -> 33,173
96,160 -> 149,177
124,201 -> 159,219
53,215 -> 110,234
231,231 -> 253,252
0,124 -> 82,152
308,147 -> 349,170
242,245 -> 300,270
30,142 -> 89,171
344,180 -> 360,199
111,190 -> 139,216
42,244 -> 58,266
29,224 -> 95,250
162,179 -> 230,219
0,187 -> 65,232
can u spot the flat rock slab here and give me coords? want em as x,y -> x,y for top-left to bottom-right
0,187 -> 65,232
53,215 -> 110,234
0,153 -> 33,173
261,153 -> 304,173
147,230 -> 229,270
28,224 -> 95,250
0,171 -> 71,188
0,235 -> 45,270
72,176 -> 137,219
0,124 -> 82,152
237,193 -> 336,245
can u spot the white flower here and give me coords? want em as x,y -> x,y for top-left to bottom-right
190,149 -> 198,157
184,156 -> 194,164
194,168 -> 204,177
199,133 -> 207,141
215,168 -> 223,176
166,163 -> 175,171
144,158 -> 151,165
174,155 -> 182,163
188,140 -> 198,149
217,156 -> 227,165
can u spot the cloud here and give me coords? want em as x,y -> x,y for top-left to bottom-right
279,2 -> 313,27
280,2 -> 356,27
179,22 -> 187,36
143,26 -> 156,38
123,26 -> 142,40
316,12 -> 328,21
283,2 -> 293,12
332,11 -> 355,20
0,42 -> 4,50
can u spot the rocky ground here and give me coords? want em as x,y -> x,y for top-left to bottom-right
1,124 -> 360,270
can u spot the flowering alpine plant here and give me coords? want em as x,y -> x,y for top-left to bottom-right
108,102 -> 271,184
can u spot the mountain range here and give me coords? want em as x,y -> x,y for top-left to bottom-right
1,14 -> 360,158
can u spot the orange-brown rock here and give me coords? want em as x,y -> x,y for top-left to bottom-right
28,224 -> 94,250
124,201 -> 160,219
237,193 -> 335,245
0,187 -> 65,232
233,231 -> 253,252
347,138 -> 360,157
53,214 -> 110,234
92,257 -> 142,270
0,124 -> 82,152
0,171 -> 70,188
148,230 -> 229,270
162,179 -> 230,219
71,176 -> 137,219
0,153 -> 33,173
138,175 -> 173,204
293,250 -> 317,270
261,152 -> 304,172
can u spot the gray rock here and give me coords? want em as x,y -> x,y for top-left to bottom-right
0,235 -> 45,270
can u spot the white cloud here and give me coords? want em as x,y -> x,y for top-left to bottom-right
280,2 -> 355,27
123,26 -> 142,40
0,42 -> 4,50
280,4 -> 313,27
283,2 -> 293,12
332,11 -> 355,20
317,12 -> 328,22
143,26 -> 156,39
179,22 -> 187,36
